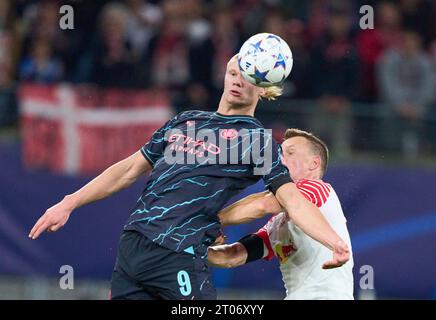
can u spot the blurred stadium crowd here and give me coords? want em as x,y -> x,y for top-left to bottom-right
0,0 -> 435,158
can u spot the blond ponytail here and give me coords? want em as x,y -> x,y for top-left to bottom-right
260,86 -> 283,101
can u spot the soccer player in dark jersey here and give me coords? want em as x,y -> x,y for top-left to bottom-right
29,56 -> 349,300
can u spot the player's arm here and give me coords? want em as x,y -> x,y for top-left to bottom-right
275,182 -> 349,269
29,151 -> 152,239
208,234 -> 265,268
208,243 -> 248,268
218,191 -> 282,226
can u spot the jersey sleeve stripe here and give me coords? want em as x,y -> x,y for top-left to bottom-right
140,147 -> 156,165
254,228 -> 275,261
299,179 -> 332,204
311,180 -> 332,200
300,187 -> 318,204
305,180 -> 329,201
297,184 -> 324,207
310,180 -> 330,196
298,188 -> 312,202
299,184 -> 324,202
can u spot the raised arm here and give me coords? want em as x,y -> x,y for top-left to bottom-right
29,151 -> 152,239
218,191 -> 282,227
275,182 -> 349,269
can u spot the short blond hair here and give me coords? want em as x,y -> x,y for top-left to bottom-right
284,128 -> 329,177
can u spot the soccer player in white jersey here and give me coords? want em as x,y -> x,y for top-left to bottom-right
211,128 -> 354,300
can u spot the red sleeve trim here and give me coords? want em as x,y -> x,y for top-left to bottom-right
254,228 -> 275,260
296,179 -> 331,207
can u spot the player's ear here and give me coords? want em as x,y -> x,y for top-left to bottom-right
310,155 -> 321,171
258,87 -> 266,98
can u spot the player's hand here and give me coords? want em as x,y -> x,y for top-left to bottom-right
213,234 -> 227,246
29,199 -> 74,239
322,240 -> 350,269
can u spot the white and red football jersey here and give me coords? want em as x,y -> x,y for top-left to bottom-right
254,179 -> 354,300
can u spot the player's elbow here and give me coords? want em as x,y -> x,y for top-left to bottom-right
258,192 -> 282,215
225,243 -> 248,268
208,246 -> 232,268
254,198 -> 269,218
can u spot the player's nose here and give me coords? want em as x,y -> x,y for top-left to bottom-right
233,73 -> 243,87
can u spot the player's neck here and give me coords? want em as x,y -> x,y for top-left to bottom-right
300,172 -> 322,181
308,176 -> 322,181
217,98 -> 256,117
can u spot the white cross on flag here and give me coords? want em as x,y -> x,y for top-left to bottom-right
19,84 -> 174,175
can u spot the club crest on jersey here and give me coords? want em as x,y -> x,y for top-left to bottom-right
275,243 -> 297,264
220,129 -> 238,140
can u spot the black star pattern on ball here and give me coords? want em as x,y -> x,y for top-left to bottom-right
249,67 -> 269,84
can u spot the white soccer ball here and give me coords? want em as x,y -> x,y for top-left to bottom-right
238,33 -> 293,87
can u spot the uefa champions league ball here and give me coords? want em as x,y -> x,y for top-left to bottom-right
238,33 -> 293,87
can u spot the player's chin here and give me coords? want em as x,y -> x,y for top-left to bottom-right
227,97 -> 247,108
